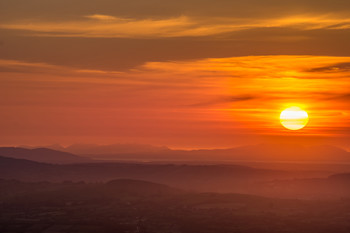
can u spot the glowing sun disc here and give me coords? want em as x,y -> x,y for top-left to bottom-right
280,106 -> 309,130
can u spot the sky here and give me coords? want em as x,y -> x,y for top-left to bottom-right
0,0 -> 349,149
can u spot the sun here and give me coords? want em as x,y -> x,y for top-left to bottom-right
280,106 -> 309,130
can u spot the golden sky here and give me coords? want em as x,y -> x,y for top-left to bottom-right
0,0 -> 349,149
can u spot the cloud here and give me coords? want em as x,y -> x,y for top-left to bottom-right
0,16 -> 193,38
1,14 -> 350,38
323,93 -> 350,101
137,55 -> 350,81
189,95 -> 257,107
0,59 -> 131,83
3,55 -> 350,83
0,59 -> 67,74
307,62 -> 350,73
84,14 -> 120,21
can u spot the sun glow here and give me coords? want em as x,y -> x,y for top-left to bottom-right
280,106 -> 309,130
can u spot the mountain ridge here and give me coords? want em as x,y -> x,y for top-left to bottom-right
35,143 -> 350,163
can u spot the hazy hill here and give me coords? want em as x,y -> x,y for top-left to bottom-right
0,147 -> 90,164
4,156 -> 350,199
253,172 -> 350,199
0,155 -> 328,195
47,143 -> 170,156
46,143 -> 350,163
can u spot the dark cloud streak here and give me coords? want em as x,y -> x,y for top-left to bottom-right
307,62 -> 350,73
189,95 -> 258,107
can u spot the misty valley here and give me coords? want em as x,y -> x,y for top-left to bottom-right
1,146 -> 350,233
2,179 -> 350,233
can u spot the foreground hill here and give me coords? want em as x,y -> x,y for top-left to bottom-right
0,147 -> 90,164
0,178 -> 181,202
2,179 -> 350,233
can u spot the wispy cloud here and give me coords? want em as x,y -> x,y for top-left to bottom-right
0,59 -> 69,74
3,55 -> 350,83
189,95 -> 256,107
1,14 -> 350,38
0,15 -> 193,38
138,55 -> 350,80
84,14 -> 120,21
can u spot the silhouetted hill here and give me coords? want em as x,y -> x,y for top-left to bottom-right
0,155 -> 49,168
0,147 -> 90,164
105,179 -> 179,195
0,156 -> 55,180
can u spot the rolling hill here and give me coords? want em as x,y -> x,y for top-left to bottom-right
0,155 -> 325,194
0,147 -> 90,164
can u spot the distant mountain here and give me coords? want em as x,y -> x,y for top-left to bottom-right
223,144 -> 350,162
49,143 -> 170,155
0,147 -> 90,164
46,143 -> 350,163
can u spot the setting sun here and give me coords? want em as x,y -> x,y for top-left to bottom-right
280,106 -> 309,130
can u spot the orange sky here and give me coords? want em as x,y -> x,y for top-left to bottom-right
0,0 -> 349,149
